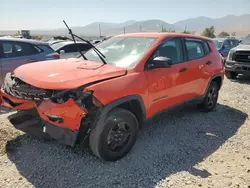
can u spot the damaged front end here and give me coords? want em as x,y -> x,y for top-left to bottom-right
2,73 -> 103,147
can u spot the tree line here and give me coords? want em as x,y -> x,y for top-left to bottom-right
161,26 -> 236,38
201,26 -> 236,38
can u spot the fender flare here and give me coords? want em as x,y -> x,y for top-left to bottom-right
204,73 -> 223,95
94,95 -> 146,128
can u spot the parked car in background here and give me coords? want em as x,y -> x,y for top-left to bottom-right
91,40 -> 101,45
0,37 -> 60,86
212,37 -> 240,61
50,41 -> 92,59
225,34 -> 250,79
48,40 -> 66,46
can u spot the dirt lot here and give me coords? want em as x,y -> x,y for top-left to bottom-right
0,77 -> 250,188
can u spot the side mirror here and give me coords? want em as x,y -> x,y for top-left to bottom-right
148,56 -> 172,69
59,50 -> 65,54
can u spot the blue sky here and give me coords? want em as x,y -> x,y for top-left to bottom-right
1,0 -> 250,30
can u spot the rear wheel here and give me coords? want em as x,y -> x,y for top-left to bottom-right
198,81 -> 219,112
225,70 -> 238,79
89,108 -> 139,161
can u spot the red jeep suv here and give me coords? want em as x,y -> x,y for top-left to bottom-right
0,33 -> 224,161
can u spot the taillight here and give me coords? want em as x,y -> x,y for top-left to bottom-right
52,53 -> 60,59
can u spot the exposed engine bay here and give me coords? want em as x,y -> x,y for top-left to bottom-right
1,72 -> 103,147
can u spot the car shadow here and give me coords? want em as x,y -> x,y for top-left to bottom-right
5,104 -> 247,188
0,106 -> 15,115
230,74 -> 250,84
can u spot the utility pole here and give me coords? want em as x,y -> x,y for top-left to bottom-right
124,27 -> 126,34
99,24 -> 102,37
184,26 -> 187,33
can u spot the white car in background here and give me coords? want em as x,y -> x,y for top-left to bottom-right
50,41 -> 92,59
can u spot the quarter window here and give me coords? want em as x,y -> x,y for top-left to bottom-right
152,38 -> 184,64
185,40 -> 205,60
203,41 -> 210,54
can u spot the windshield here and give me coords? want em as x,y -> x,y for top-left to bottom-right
50,42 -> 66,51
241,34 -> 250,45
212,39 -> 223,49
84,36 -> 157,68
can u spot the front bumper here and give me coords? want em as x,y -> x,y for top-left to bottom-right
225,60 -> 250,72
2,88 -> 89,146
0,89 -> 36,110
37,98 -> 87,131
8,108 -> 79,147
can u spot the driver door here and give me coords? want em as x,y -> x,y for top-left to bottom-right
144,38 -> 192,117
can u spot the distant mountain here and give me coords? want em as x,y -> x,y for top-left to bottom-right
1,14 -> 250,37
105,19 -> 181,35
175,14 -> 250,36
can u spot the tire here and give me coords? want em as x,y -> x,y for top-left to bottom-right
89,108 -> 139,161
198,81 -> 219,112
225,70 -> 238,79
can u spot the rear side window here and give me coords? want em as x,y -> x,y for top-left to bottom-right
228,40 -> 235,47
185,40 -> 205,60
232,40 -> 239,47
2,41 -> 41,58
78,43 -> 92,51
62,44 -> 78,53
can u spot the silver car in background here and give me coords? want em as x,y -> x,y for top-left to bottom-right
50,41 -> 92,59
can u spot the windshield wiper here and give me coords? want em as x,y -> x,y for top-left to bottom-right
63,20 -> 87,60
63,20 -> 107,64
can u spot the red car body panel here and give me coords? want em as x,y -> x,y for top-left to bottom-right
37,98 -> 87,131
0,32 -> 224,135
14,58 -> 127,90
0,89 -> 35,110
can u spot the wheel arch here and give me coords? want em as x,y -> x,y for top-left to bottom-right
205,74 -> 223,94
96,95 -> 146,128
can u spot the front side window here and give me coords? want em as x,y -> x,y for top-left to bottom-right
84,36 -> 157,68
185,40 -> 205,60
151,38 -> 184,64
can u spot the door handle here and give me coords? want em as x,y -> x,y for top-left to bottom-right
179,68 -> 188,72
206,61 -> 212,65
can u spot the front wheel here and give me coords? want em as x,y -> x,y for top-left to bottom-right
198,81 -> 219,112
89,108 -> 139,161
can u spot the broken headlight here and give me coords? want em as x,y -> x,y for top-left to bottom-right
50,88 -> 92,104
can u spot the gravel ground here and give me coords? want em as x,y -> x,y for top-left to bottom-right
0,76 -> 250,188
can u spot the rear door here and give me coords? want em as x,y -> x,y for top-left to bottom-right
183,38 -> 213,97
0,40 -> 41,84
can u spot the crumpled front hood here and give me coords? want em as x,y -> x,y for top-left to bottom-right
14,58 -> 127,90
